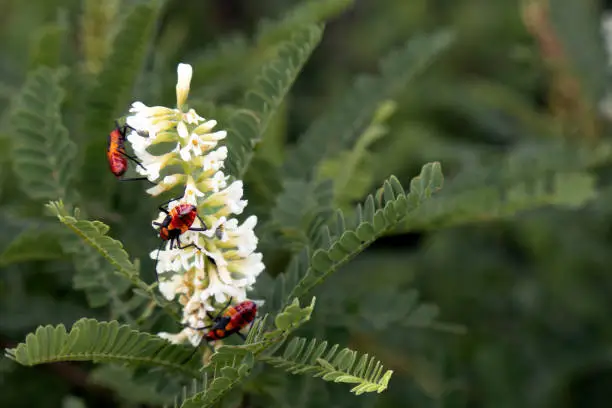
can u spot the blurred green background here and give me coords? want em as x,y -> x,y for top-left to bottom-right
1,0 -> 612,407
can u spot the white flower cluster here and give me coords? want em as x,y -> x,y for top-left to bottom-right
124,63 -> 265,346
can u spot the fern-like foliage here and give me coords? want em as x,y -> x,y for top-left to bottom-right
401,171 -> 598,231
265,179 -> 334,252
0,225 -> 65,265
263,163 -> 443,312
189,0 -> 351,100
46,200 -> 177,320
315,100 -> 396,209
84,0 -> 163,134
283,31 -> 454,180
262,337 -> 393,395
226,24 -> 324,179
4,318 -> 201,377
80,0 -> 121,75
397,140 -> 608,231
28,20 -> 67,70
175,298 -> 316,407
177,349 -> 255,408
256,0 -> 353,47
9,67 -> 76,200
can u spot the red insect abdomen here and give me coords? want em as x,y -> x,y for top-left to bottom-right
107,131 -> 128,177
225,301 -> 257,332
204,329 -> 225,341
107,151 -> 128,177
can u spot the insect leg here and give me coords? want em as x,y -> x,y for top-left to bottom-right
175,236 -> 202,251
119,176 -> 151,182
188,227 -> 207,232
119,151 -> 149,173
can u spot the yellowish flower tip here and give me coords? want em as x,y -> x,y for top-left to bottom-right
176,63 -> 193,110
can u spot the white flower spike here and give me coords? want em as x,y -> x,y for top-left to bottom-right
124,63 -> 265,347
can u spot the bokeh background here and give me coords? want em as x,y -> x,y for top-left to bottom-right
1,0 -> 612,407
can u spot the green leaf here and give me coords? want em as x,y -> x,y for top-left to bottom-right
232,297 -> 316,356
4,318 -> 201,378
0,226 -> 66,265
47,201 -> 139,281
226,24 -> 324,179
46,200 -> 176,320
80,0 -> 121,75
265,179 -> 334,252
189,0 -> 350,101
548,0 -> 608,104
262,337 -> 393,395
274,163 -> 443,306
89,365 -> 173,405
283,30 -> 454,180
28,19 -> 68,70
62,396 -> 86,408
179,348 -> 255,408
316,100 -> 396,208
175,300 -> 316,406
256,0 -> 354,47
9,67 -> 76,200
84,0 -> 163,134
393,140 -> 606,231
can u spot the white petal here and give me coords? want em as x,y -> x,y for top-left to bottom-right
176,63 -> 193,107
177,121 -> 189,138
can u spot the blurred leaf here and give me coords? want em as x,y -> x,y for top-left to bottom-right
28,19 -> 68,70
316,100 -> 396,208
284,31 -> 454,179
0,225 -> 65,265
226,24 -> 324,178
80,0 -> 121,75
279,164 -> 443,307
89,365 -> 173,405
84,0 -> 164,134
9,67 -> 76,200
256,0 -> 354,46
549,0 -> 608,104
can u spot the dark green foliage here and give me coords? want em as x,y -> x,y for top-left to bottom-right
548,0 -> 608,104
226,24 -> 324,178
2,0 -> 612,407
84,0 -> 164,135
46,200 -> 177,322
0,226 -> 66,265
283,31 -> 454,180
9,67 -> 76,200
177,349 -> 255,408
260,163 -> 443,314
